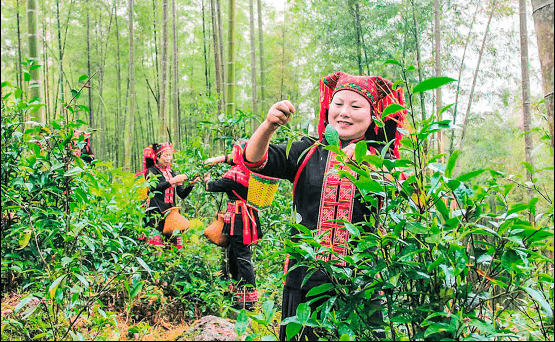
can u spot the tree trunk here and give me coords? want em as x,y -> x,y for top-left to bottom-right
217,0 -> 225,107
27,0 -> 41,116
249,0 -> 258,131
257,0 -> 265,110
40,0 -> 50,122
449,3 -> 480,155
457,0 -> 497,156
124,0 -> 135,171
56,0 -> 64,111
280,22 -> 285,100
87,0 -> 93,129
410,0 -> 426,122
531,0 -> 554,153
16,0 -> 23,90
202,0 -> 210,97
225,0 -> 235,115
356,2 -> 370,75
98,2 -> 115,161
210,0 -> 223,115
434,0 -> 443,160
152,0 -> 160,107
350,0 -> 363,75
159,0 -> 169,140
115,0 -> 122,166
520,0 -> 534,175
172,0 -> 180,147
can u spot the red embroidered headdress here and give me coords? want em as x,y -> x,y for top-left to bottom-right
71,130 -> 92,157
319,71 -> 407,158
135,142 -> 174,177
155,142 -> 174,156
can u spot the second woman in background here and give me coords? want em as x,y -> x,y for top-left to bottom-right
204,141 -> 262,311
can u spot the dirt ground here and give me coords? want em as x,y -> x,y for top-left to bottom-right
1,292 -> 191,341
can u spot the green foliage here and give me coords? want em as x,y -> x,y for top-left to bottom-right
0,84 -> 249,340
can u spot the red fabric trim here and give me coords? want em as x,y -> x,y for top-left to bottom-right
282,254 -> 290,285
249,207 -> 258,244
319,78 -> 335,140
226,199 -> 260,244
156,142 -> 174,155
243,147 -> 268,169
236,288 -> 258,302
223,164 -> 250,187
241,202 -> 251,245
155,163 -> 175,204
315,150 -> 357,266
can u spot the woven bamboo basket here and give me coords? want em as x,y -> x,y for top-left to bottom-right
247,172 -> 280,210
162,207 -> 189,236
204,212 -> 227,246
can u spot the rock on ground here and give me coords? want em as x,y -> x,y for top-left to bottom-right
176,315 -> 238,341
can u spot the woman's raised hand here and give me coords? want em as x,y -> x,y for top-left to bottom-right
266,100 -> 295,128
204,155 -> 225,166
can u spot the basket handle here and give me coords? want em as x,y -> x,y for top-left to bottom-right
217,193 -> 224,212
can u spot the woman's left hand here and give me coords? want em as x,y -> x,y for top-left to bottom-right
342,144 -> 356,159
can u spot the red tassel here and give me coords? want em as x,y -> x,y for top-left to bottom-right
250,208 -> 259,244
242,203 -> 251,245
319,78 -> 334,140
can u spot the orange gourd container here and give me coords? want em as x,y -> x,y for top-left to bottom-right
162,207 -> 190,236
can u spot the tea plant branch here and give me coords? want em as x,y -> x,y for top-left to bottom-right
60,248 -> 146,340
64,69 -> 99,110
5,195 -> 53,278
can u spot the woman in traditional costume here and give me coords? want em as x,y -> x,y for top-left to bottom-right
138,142 -> 195,248
204,142 -> 262,310
243,71 -> 407,340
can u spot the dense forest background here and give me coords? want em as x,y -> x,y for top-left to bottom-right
1,0 -> 552,173
1,0 -> 554,340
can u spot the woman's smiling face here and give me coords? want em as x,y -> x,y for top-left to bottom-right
328,90 -> 372,141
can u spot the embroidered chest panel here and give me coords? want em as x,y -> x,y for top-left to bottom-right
316,151 -> 357,266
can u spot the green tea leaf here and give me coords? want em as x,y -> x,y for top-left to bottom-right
522,286 -> 553,320
325,125 -> 339,146
286,322 -> 302,340
384,59 -> 402,66
306,283 -> 334,297
413,77 -> 456,94
235,309 -> 249,337
296,303 -> 310,324
136,257 -> 152,276
381,104 -> 406,120
17,229 -> 32,250
48,275 -> 66,299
